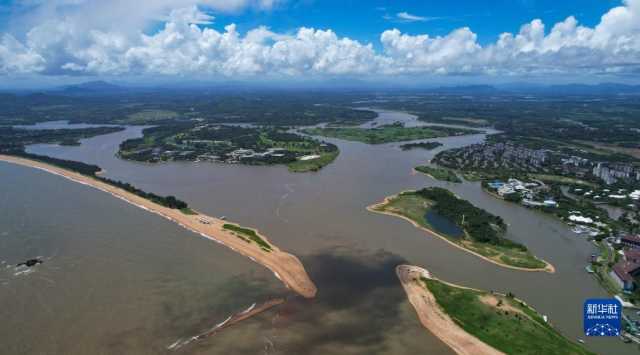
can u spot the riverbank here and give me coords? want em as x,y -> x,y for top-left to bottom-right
368,191 -> 555,273
414,166 -> 462,183
397,265 -> 594,355
396,265 -> 504,355
0,154 -> 317,298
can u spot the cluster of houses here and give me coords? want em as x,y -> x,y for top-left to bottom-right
572,187 -> 640,203
228,148 -> 287,162
488,178 -> 559,208
435,142 -> 549,172
610,235 -> 640,292
593,162 -> 640,185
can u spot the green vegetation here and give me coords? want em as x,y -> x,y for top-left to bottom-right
95,177 -> 189,210
287,150 -> 339,172
399,141 -> 443,151
1,126 -> 124,153
373,188 -> 546,269
0,91 -> 376,126
223,224 -> 272,252
118,124 -> 339,172
415,165 -> 462,183
423,278 -> 594,355
302,122 -> 474,144
180,208 -> 198,215
118,109 -> 179,124
7,150 -> 103,176
4,151 -> 192,212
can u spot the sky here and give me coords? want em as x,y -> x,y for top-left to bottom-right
0,0 -> 639,87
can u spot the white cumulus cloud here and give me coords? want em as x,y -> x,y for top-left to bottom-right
1,0 -> 640,80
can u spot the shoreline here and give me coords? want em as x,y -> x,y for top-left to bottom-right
0,154 -> 317,298
396,265 -> 504,355
367,192 -> 555,273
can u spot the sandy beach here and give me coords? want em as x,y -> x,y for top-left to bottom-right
368,193 -> 555,273
0,154 -> 317,298
396,265 -> 504,355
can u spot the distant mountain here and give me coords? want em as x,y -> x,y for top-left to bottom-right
498,82 -> 640,95
546,83 -> 640,95
29,80 -> 640,96
429,85 -> 501,94
59,81 -> 125,94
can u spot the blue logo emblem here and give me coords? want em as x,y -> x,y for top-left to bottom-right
584,298 -> 622,336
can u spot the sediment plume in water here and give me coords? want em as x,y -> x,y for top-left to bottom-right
167,298 -> 286,351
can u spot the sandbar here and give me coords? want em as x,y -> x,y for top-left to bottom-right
0,154 -> 317,298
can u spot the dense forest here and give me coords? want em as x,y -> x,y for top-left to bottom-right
417,187 -> 526,250
400,141 -> 443,151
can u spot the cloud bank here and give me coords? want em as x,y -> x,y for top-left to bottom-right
1,0 -> 640,80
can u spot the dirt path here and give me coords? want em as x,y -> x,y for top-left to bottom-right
0,155 -> 317,298
396,265 -> 504,355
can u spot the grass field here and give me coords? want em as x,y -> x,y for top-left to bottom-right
119,109 -> 179,124
423,278 -> 594,355
287,150 -> 339,173
223,224 -> 272,252
415,165 -> 462,183
374,192 -> 547,270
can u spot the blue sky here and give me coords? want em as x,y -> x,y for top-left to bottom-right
207,0 -> 620,46
0,0 -> 638,87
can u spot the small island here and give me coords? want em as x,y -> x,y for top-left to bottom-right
399,141 -> 443,151
302,122 -> 475,145
118,124 -> 339,173
369,188 -> 552,271
1,126 -> 125,151
415,165 -> 462,183
397,265 -> 593,355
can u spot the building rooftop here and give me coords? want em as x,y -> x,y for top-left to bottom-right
612,261 -> 640,283
622,235 -> 640,244
625,249 -> 640,263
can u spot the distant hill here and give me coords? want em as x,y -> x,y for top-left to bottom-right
24,80 -> 640,96
429,85 -> 501,94
546,83 -> 640,95
60,81 -> 125,94
498,83 -> 640,95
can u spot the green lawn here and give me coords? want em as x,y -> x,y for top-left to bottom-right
287,150 -> 339,173
180,207 -> 198,215
415,165 -> 462,183
119,109 -> 179,124
223,223 -> 272,252
302,125 -> 472,144
423,279 -> 594,355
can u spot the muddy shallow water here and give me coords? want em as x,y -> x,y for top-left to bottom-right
0,111 -> 631,354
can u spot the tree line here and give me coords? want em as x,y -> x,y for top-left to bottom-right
7,150 -> 189,211
417,187 -> 527,250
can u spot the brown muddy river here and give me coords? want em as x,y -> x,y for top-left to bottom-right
0,110 -> 631,354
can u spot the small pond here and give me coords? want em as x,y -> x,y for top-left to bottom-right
425,210 -> 464,238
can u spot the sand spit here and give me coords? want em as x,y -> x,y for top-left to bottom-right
0,155 -> 317,298
396,265 -> 504,355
